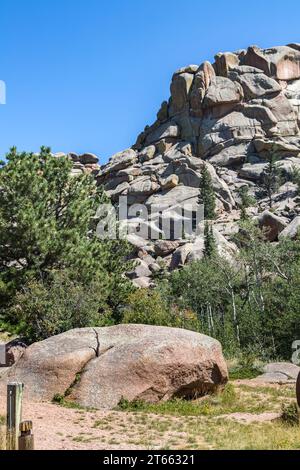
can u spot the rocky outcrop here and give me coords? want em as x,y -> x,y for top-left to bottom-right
0,325 -> 228,409
54,152 -> 100,176
0,339 -> 27,368
93,44 -> 300,283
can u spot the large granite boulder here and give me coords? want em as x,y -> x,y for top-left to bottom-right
170,72 -> 194,115
0,325 -> 228,409
232,72 -> 282,100
243,45 -> 300,81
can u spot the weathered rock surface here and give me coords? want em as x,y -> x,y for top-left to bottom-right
54,152 -> 100,176
255,362 -> 300,384
0,325 -> 228,409
0,339 -> 27,368
258,211 -> 287,241
6,339 -> 27,367
279,216 -> 300,240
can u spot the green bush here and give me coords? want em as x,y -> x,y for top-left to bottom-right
9,270 -> 113,343
122,289 -> 200,331
228,350 -> 263,380
281,403 -> 299,426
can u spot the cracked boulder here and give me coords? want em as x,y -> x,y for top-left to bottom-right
0,325 -> 228,409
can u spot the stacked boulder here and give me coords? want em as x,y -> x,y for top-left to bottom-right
95,44 -> 300,284
54,152 -> 100,176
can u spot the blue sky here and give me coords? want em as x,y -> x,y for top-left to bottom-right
1,0 -> 300,164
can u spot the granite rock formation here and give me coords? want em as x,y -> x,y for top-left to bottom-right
70,45 -> 300,284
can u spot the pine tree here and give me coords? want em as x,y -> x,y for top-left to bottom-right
199,164 -> 216,220
204,222 -> 217,258
261,146 -> 283,208
0,147 -> 134,327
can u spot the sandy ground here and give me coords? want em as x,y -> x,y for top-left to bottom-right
0,399 -> 201,450
219,412 -> 281,424
0,379 -> 294,450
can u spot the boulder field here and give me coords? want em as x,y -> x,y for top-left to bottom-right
0,324 -> 228,409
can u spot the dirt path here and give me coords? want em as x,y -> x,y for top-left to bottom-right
0,399 -> 208,450
0,381 -> 296,450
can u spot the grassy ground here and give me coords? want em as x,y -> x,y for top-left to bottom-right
119,383 -> 295,417
115,383 -> 300,450
0,415 -> 5,450
0,382 -> 299,450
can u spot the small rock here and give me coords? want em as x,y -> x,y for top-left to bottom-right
154,240 -> 180,257
255,362 -> 300,384
161,174 -> 179,190
139,145 -> 156,163
4,339 -> 27,367
132,277 -> 153,289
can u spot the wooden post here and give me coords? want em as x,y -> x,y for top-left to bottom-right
19,421 -> 34,450
6,382 -> 24,450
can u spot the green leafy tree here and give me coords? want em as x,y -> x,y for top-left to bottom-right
159,217 -> 300,359
161,258 -> 240,354
0,147 -> 134,328
199,164 -> 216,220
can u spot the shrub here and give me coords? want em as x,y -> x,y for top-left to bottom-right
228,350 -> 263,380
122,289 -> 200,331
9,270 -> 113,343
281,403 -> 299,426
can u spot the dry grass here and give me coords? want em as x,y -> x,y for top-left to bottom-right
182,417 -> 300,450
0,415 -> 5,450
0,382 -> 299,450
115,383 -> 300,450
118,383 -> 294,417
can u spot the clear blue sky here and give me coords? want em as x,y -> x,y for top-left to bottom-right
1,0 -> 300,164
